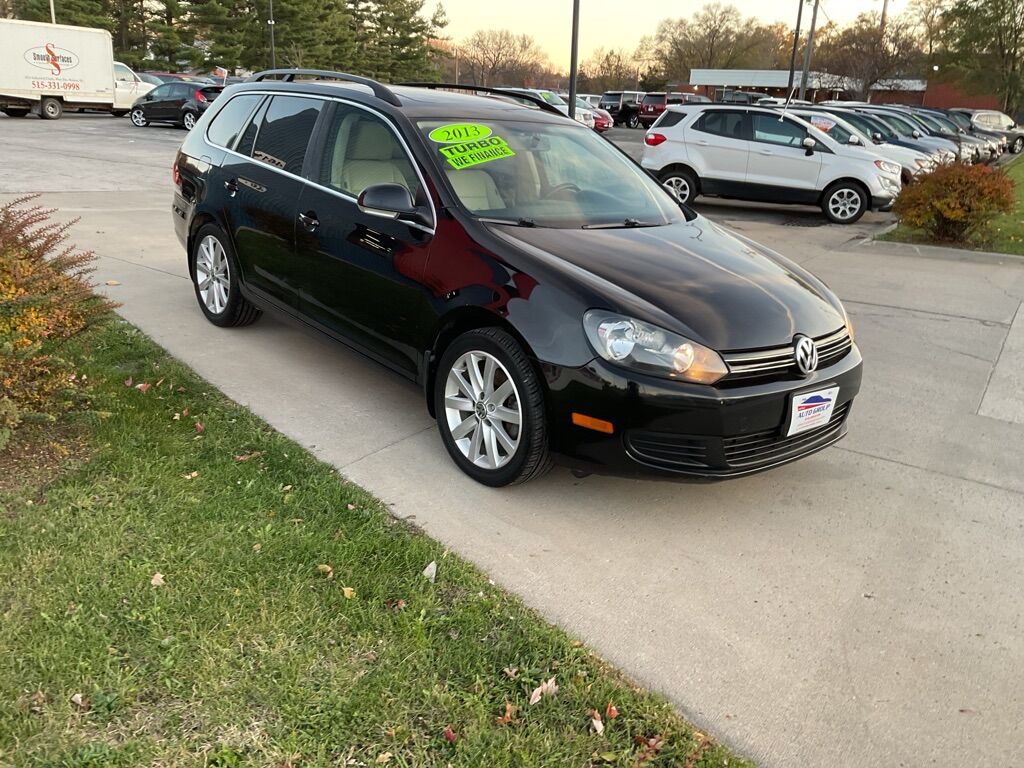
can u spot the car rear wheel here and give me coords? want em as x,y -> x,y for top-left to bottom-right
434,328 -> 551,486
130,108 -> 148,127
190,224 -> 261,327
182,111 -> 197,130
627,112 -> 641,129
659,167 -> 698,205
1013,136 -> 1024,154
822,182 -> 867,224
39,97 -> 62,120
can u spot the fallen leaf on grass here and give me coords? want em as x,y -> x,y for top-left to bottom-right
181,471 -> 199,480
346,503 -> 356,510
529,676 -> 558,706
442,725 -> 457,743
422,560 -> 437,583
181,407 -> 189,417
375,753 -> 392,764
599,752 -> 618,763
150,573 -> 165,587
317,564 -> 334,580
606,700 -> 619,720
194,422 -> 204,434
124,377 -> 133,387
172,412 -> 180,421
154,378 -> 164,387
385,598 -> 406,611
135,382 -> 151,393
234,451 -> 264,462
25,690 -> 45,714
502,666 -> 519,680
494,702 -> 515,725
589,709 -> 604,734
342,586 -> 356,599
69,692 -> 89,711
252,543 -> 262,553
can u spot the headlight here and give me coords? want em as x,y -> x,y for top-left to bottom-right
874,159 -> 901,175
841,306 -> 855,342
583,310 -> 728,384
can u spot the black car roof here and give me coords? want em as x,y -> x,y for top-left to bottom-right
225,78 -> 570,124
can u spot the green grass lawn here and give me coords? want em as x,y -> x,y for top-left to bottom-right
0,319 -> 751,768
882,156 -> 1024,256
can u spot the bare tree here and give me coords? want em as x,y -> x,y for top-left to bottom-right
458,29 -> 549,86
907,0 -> 950,56
579,48 -> 639,92
815,12 -> 923,98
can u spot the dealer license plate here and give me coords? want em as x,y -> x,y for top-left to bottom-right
787,386 -> 840,437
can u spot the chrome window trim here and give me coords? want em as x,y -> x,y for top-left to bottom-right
202,90 -> 436,234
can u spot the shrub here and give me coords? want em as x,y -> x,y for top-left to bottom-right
893,162 -> 1015,243
0,197 -> 114,449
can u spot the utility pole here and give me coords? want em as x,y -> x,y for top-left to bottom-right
48,0 -> 55,23
785,0 -> 805,106
880,0 -> 890,32
567,0 -> 580,119
267,0 -> 277,69
454,47 -> 459,85
799,0 -> 820,101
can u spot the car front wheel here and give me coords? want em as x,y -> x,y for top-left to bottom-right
434,328 -> 551,486
822,182 -> 867,224
627,113 -> 640,129
1013,136 -> 1024,154
182,111 -> 197,130
660,167 -> 698,205
130,108 -> 148,127
190,224 -> 261,327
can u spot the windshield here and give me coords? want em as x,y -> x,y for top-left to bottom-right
642,94 -> 666,106
850,113 -> 896,140
946,111 -> 972,130
418,118 -> 684,229
874,112 -> 918,136
800,113 -> 855,144
539,91 -> 565,106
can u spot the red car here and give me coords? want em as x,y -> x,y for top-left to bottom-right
639,92 -> 709,127
592,107 -> 612,132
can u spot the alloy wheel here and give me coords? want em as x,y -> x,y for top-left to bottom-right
662,176 -> 690,204
183,112 -> 196,130
443,350 -> 522,470
130,109 -> 147,127
827,188 -> 862,221
195,234 -> 230,314
1014,137 -> 1024,154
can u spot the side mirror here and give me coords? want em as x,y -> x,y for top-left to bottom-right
802,136 -> 816,155
912,129 -> 921,138
848,134 -> 862,145
872,131 -> 884,142
357,183 -> 427,225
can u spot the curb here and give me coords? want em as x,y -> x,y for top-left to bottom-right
853,236 -> 1024,266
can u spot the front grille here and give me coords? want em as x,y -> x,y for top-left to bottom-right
722,402 -> 850,468
721,327 -> 852,385
625,402 -> 851,475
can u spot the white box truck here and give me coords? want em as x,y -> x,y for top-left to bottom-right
0,19 -> 154,119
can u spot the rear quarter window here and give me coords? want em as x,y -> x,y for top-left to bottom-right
652,110 -> 685,129
206,94 -> 263,150
250,96 -> 323,175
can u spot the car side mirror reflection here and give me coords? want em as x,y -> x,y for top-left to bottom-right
802,136 -> 816,155
357,183 -> 429,226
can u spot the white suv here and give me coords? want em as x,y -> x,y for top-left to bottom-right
642,104 -> 902,224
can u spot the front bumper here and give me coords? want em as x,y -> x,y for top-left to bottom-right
872,194 -> 895,212
541,344 -> 863,480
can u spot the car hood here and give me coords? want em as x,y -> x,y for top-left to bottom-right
487,216 -> 845,351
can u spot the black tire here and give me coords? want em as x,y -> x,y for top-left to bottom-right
189,224 -> 261,327
130,107 -> 148,127
659,167 -> 698,205
821,181 -> 867,224
39,97 -> 62,120
2,107 -> 30,118
1013,136 -> 1024,154
627,112 -> 641,129
434,328 -> 552,487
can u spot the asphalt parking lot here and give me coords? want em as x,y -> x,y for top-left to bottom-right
3,113 -> 1023,767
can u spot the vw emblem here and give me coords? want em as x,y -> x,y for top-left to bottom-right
794,335 -> 818,375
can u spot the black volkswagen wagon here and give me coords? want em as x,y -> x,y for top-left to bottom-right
172,70 -> 862,486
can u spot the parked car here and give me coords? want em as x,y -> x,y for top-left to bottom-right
853,107 -> 965,162
800,105 -> 953,165
936,108 -> 1007,153
172,72 -> 862,485
642,104 -> 901,223
756,97 -> 811,106
952,108 -> 1024,154
907,107 -> 997,162
715,89 -> 760,104
598,91 -> 645,127
862,105 -> 987,163
131,82 -> 221,130
591,106 -> 613,132
786,108 -> 934,184
137,72 -> 166,87
499,87 -> 592,127
577,93 -> 602,108
639,92 -> 710,127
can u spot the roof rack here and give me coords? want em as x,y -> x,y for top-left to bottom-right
399,83 -> 568,119
246,69 -> 401,106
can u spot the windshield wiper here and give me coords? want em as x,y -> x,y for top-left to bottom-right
478,216 -> 538,228
582,218 -> 662,229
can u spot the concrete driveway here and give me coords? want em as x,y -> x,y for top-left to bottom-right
3,114 -> 1023,767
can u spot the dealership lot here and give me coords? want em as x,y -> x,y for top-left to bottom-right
3,114 -> 1023,767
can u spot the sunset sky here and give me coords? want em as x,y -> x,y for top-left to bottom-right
438,0 -> 905,70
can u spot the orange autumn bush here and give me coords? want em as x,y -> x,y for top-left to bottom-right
0,196 -> 114,448
893,162 -> 1015,243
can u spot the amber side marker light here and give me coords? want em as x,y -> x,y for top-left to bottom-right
572,413 -> 614,434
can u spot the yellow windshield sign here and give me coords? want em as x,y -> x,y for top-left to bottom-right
438,137 -> 516,170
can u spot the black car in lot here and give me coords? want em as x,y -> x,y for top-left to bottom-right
172,70 -> 862,486
597,91 -> 645,128
131,83 -> 221,130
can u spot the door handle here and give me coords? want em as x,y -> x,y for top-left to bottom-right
758,149 -> 773,155
298,211 -> 319,231
223,179 -> 238,197
695,139 -> 709,146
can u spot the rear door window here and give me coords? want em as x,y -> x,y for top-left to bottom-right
693,110 -> 747,140
206,94 -> 263,150
250,95 -> 323,175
